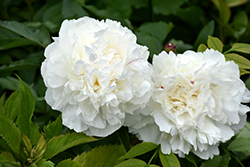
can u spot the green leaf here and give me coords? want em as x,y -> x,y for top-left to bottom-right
0,162 -> 17,167
43,115 -> 63,140
225,43 -> 250,54
117,127 -> 131,152
200,154 -> 231,167
0,54 -> 43,72
119,142 -> 158,160
0,77 -> 19,91
239,67 -> 250,76
225,53 -> 250,69
193,20 -> 214,50
138,22 -> 174,42
0,21 -> 45,47
114,159 -> 147,167
37,159 -> 54,167
57,159 -> 82,167
16,76 -> 41,146
0,152 -> 16,163
197,44 -> 208,53
207,36 -> 223,52
0,115 -> 21,154
73,152 -> 87,165
153,0 -> 187,16
2,90 -> 21,120
0,93 -> 6,113
0,38 -> 37,50
75,145 -> 125,167
225,0 -> 248,7
211,0 -> 231,24
43,133 -> 98,160
159,150 -> 180,167
185,154 -> 198,167
62,0 -> 88,19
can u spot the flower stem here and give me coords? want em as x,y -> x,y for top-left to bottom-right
147,147 -> 159,166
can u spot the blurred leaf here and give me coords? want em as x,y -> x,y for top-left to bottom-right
193,20 -> 214,50
0,93 -> 6,113
136,31 -> 159,56
138,22 -> 174,42
127,0 -> 148,9
153,0 -> 187,16
37,159 -> 54,167
211,0 -> 231,24
225,53 -> 250,69
225,0 -> 248,7
185,154 -> 198,167
57,159 -> 82,167
0,152 -> 16,164
43,133 -> 98,160
43,115 -> 63,140
73,152 -> 87,165
62,0 -> 88,19
225,43 -> 250,54
0,162 -> 17,167
0,115 -> 21,155
114,159 -> 147,167
117,127 -> 131,152
200,154 -> 231,167
75,145 -> 125,167
159,150 -> 180,167
0,77 -> 19,91
207,36 -> 223,52
0,38 -> 37,50
197,44 -> 208,52
0,21 -> 46,47
245,77 -> 250,90
0,53 -> 43,72
16,76 -> 41,146
239,67 -> 250,76
2,90 -> 21,120
168,39 -> 192,53
119,142 -> 158,160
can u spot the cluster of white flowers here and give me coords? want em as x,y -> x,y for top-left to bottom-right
41,16 -> 250,159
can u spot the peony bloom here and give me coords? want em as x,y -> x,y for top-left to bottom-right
41,17 -> 152,137
129,49 -> 250,159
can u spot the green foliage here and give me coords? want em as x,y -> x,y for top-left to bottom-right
159,150 -> 180,167
43,133 -> 98,160
119,142 -> 158,160
0,0 -> 250,166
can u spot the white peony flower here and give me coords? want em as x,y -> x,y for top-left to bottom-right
41,16 -> 152,137
129,49 -> 250,159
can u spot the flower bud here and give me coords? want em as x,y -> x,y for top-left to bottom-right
164,43 -> 176,53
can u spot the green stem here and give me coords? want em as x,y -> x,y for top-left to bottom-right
147,147 -> 159,166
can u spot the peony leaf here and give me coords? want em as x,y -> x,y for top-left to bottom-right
211,0 -> 231,24
197,44 -> 208,53
239,68 -> 250,76
0,21 -> 45,47
56,159 -> 82,167
119,142 -> 158,160
2,90 -> 21,121
43,114 -> 63,140
43,133 -> 98,160
185,154 -> 198,167
225,0 -> 248,7
153,0 -> 187,16
193,20 -> 214,50
75,145 -> 125,167
0,93 -> 6,113
62,0 -> 88,19
114,159 -> 147,167
225,43 -> 250,54
0,38 -> 37,50
0,77 -> 19,91
159,150 -> 180,167
0,115 -> 21,154
138,21 -> 174,42
117,127 -> 131,152
0,53 -> 44,72
224,53 -> 250,69
16,76 -> 41,146
37,159 -> 54,167
207,36 -> 223,52
200,154 -> 231,167
0,152 -> 16,163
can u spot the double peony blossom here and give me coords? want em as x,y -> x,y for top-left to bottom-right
128,49 -> 250,159
41,17 -> 152,137
41,16 -> 250,159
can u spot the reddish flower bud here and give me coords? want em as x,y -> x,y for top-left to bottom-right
164,43 -> 176,53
